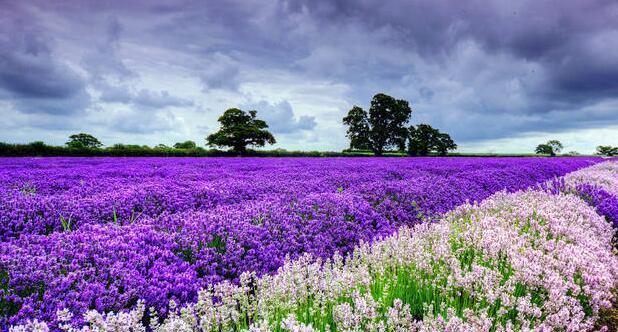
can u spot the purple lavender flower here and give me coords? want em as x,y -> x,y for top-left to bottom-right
0,157 -> 603,328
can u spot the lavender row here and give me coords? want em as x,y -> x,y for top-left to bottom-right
0,157 -> 600,240
560,161 -> 618,230
0,157 -> 602,328
12,169 -> 618,331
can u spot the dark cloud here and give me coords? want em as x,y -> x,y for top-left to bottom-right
2,0 -> 618,147
81,16 -> 135,81
98,83 -> 133,104
245,100 -> 317,134
199,53 -> 241,91
0,18 -> 91,114
288,0 -> 618,96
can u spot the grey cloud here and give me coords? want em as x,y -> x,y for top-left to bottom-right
81,16 -> 135,81
3,0 -> 618,149
0,18 -> 91,115
245,100 -> 317,134
291,0 -> 618,103
96,81 -> 193,109
199,53 -> 241,91
107,109 -> 182,134
132,89 -> 194,108
98,83 -> 133,104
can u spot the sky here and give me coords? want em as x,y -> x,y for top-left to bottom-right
1,0 -> 617,153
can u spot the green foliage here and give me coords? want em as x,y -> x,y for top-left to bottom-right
261,211 -> 552,332
129,210 -> 143,224
408,124 -> 457,156
596,145 -> 618,156
408,124 -> 437,156
29,141 -> 47,149
0,141 -> 379,157
435,133 -> 457,156
66,133 -> 103,149
207,234 -> 226,254
535,140 -> 563,156
342,106 -> 372,151
0,268 -> 21,319
206,108 -> 276,155
342,93 -> 412,155
19,182 -> 37,195
60,213 -> 73,232
173,140 -> 197,149
177,246 -> 197,264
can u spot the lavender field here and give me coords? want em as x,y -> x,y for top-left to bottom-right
1,157 -> 617,331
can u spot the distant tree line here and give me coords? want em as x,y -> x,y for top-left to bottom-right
0,141 -> 362,157
532,141 -> 618,157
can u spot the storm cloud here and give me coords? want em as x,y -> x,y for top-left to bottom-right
0,11 -> 90,115
1,0 -> 617,151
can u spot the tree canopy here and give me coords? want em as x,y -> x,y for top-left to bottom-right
596,145 -> 618,156
206,108 -> 276,154
342,93 -> 412,155
173,141 -> 197,149
435,132 -> 458,156
342,106 -> 372,151
408,124 -> 457,156
66,133 -> 103,149
535,140 -> 563,156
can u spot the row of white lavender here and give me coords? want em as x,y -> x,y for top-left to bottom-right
13,162 -> 618,332
562,160 -> 618,195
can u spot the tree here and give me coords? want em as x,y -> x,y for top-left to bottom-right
535,144 -> 553,156
408,124 -> 438,156
407,124 -> 457,156
342,106 -> 372,151
535,140 -> 563,156
342,93 -> 412,156
596,145 -> 618,156
66,133 -> 103,149
173,141 -> 197,149
206,108 -> 276,154
435,133 -> 457,156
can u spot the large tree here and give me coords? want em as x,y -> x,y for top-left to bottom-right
407,124 -> 456,156
596,145 -> 618,156
342,93 -> 412,155
535,140 -> 563,157
206,108 -> 276,154
66,133 -> 103,149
